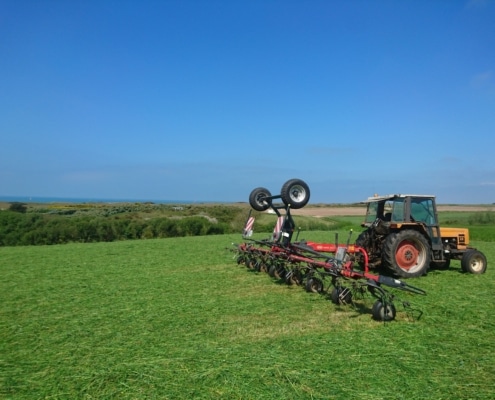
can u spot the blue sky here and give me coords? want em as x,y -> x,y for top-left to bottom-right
1,0 -> 494,204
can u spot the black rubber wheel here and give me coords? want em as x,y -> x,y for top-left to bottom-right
372,300 -> 397,321
249,187 -> 272,211
461,250 -> 487,274
305,277 -> 324,293
236,255 -> 245,265
331,286 -> 352,305
285,268 -> 303,285
257,261 -> 268,273
280,179 -> 310,209
269,263 -> 286,279
382,230 -> 431,278
246,257 -> 256,269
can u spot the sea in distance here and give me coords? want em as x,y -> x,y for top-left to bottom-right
0,196 -> 215,205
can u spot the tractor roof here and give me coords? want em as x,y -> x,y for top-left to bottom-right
362,194 -> 436,203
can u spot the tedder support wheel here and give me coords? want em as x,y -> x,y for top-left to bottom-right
305,277 -> 324,293
372,300 -> 397,322
461,250 -> 487,274
269,263 -> 286,279
330,286 -> 352,305
280,179 -> 310,209
383,230 -> 431,278
249,187 -> 272,211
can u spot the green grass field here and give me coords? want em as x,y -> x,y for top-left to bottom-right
1,230 -> 494,399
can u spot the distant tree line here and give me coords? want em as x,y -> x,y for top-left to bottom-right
0,200 -> 316,246
0,202 -> 257,246
0,210 -> 233,246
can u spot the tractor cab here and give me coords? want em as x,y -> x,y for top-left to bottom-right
362,194 -> 439,227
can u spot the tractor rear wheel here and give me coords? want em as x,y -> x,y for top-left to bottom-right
280,179 -> 310,209
249,187 -> 272,211
461,250 -> 487,274
355,230 -> 370,248
382,230 -> 431,278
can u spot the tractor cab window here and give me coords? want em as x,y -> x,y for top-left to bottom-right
391,198 -> 405,221
410,198 -> 436,225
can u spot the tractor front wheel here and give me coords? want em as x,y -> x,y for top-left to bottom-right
383,230 -> 431,278
461,250 -> 487,274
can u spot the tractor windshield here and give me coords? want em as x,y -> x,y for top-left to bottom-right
364,202 -> 379,224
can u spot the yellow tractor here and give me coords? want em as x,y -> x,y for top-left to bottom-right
355,194 -> 487,278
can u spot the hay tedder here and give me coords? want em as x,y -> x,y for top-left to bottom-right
231,179 -> 427,322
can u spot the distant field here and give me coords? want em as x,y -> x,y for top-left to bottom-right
1,229 -> 494,399
291,204 -> 495,217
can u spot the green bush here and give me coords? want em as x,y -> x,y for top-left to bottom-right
8,202 -> 27,213
0,207 -> 237,246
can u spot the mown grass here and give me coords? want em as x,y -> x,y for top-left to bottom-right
1,231 -> 494,399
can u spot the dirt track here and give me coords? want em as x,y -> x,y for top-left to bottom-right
291,205 -> 495,218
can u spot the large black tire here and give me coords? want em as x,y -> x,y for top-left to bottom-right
382,230 -> 431,278
280,179 -> 310,209
461,250 -> 487,274
372,300 -> 397,321
249,187 -> 272,211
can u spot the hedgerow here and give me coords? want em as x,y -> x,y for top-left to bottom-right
0,205 -> 244,246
